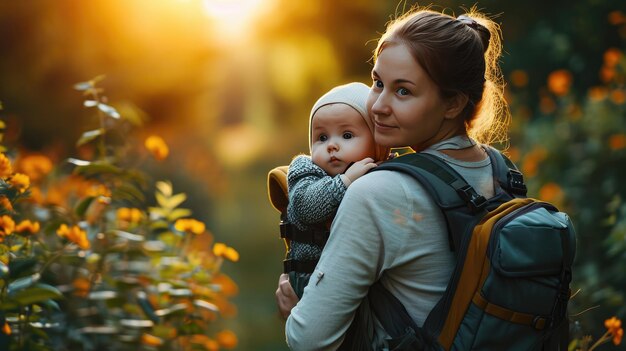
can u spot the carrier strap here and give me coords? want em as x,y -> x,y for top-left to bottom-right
279,221 -> 329,247
283,258 -> 317,274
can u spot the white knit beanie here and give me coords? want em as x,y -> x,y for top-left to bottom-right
308,83 -> 389,161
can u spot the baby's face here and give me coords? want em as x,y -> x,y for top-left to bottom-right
310,104 -> 376,176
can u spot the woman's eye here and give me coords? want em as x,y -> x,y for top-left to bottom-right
318,135 -> 328,142
343,132 -> 353,139
397,87 -> 410,96
374,79 -> 383,89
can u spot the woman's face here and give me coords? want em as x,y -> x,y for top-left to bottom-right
366,42 -> 452,151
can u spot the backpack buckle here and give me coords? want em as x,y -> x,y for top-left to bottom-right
279,220 -> 289,239
508,170 -> 527,196
456,185 -> 487,212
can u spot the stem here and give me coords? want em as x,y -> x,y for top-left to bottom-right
38,243 -> 75,274
588,330 -> 611,351
90,90 -> 107,161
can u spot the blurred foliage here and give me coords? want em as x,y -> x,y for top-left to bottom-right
0,79 -> 239,350
0,0 -> 625,349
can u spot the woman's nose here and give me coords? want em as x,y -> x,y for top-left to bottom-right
370,92 -> 391,116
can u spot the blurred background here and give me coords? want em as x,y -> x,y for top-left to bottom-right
1,0 -> 625,349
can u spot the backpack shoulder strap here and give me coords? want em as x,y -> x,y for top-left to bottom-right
375,153 -> 487,213
483,146 -> 527,197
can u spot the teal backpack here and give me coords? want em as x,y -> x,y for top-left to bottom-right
363,146 -> 576,351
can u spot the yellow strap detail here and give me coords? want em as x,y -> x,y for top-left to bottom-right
472,293 -> 547,330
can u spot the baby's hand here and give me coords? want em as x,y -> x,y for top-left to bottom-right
342,157 -> 377,186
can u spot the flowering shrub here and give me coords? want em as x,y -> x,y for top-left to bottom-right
0,77 -> 239,350
506,24 -> 625,349
570,316 -> 623,350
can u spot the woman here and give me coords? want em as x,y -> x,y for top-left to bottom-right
276,7 -> 510,350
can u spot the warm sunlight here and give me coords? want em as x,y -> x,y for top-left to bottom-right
201,0 -> 268,39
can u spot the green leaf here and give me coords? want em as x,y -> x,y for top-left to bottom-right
112,183 -> 145,203
156,181 -> 172,197
167,208 -> 192,222
7,273 -> 41,295
76,128 -> 105,147
74,162 -> 122,177
97,103 -> 121,119
155,192 -> 170,209
8,257 -> 38,278
0,261 -> 8,278
167,193 -> 187,209
75,196 -> 96,217
66,158 -> 91,166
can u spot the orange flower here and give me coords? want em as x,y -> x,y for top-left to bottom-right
57,224 -> 90,249
588,86 -> 608,101
539,182 -> 563,203
216,330 -> 238,349
600,66 -> 616,83
0,153 -> 13,179
604,48 -> 623,68
16,154 -> 53,182
605,317 -> 623,345
15,219 -> 40,235
509,70 -> 529,88
145,135 -> 169,161
547,69 -> 573,96
2,322 -> 10,335
0,196 -> 13,212
610,134 -> 626,150
0,215 -> 15,240
72,277 -> 91,297
539,96 -> 556,115
213,274 -> 239,296
213,243 -> 239,262
610,90 -> 626,105
608,11 -> 626,25
140,333 -> 164,347
8,173 -> 30,193
175,218 -> 205,235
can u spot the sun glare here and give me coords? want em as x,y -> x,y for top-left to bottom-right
202,0 -> 266,39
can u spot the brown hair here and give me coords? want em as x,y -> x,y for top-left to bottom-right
373,7 -> 510,145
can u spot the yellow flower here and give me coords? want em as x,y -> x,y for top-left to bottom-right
174,218 -> 205,235
213,242 -> 239,262
0,215 -> 15,240
57,224 -> 90,249
145,135 -> 169,161
0,196 -> 13,212
2,322 -> 10,335
0,153 -> 13,179
116,207 -> 143,228
15,219 -> 40,235
16,154 -> 53,182
8,173 -> 30,193
85,183 -> 111,198
216,329 -> 238,349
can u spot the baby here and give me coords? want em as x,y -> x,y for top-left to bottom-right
285,82 -> 389,297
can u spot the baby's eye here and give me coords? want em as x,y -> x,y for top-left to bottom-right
343,132 -> 353,139
318,134 -> 328,142
397,87 -> 410,96
373,79 -> 383,89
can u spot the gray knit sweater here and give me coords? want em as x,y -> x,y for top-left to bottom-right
287,155 -> 347,260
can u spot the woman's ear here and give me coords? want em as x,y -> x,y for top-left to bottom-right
444,93 -> 469,120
